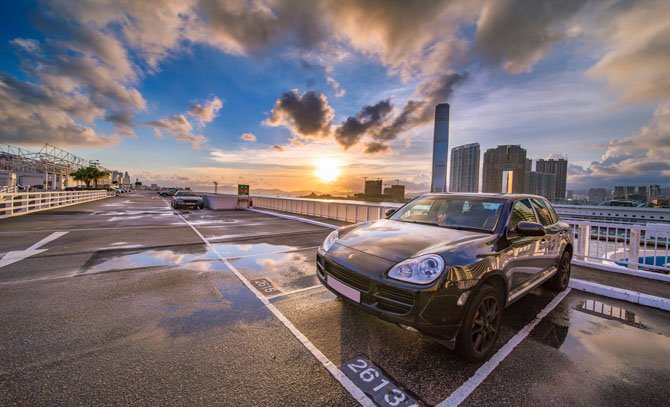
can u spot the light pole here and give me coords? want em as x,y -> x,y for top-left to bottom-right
213,181 -> 218,194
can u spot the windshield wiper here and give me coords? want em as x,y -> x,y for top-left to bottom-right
398,219 -> 439,226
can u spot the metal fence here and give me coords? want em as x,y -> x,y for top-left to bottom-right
252,196 -> 670,278
0,190 -> 110,219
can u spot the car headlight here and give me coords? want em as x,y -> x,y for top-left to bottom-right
320,230 -> 339,253
388,254 -> 445,284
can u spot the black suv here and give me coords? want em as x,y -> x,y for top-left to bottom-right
316,193 -> 572,362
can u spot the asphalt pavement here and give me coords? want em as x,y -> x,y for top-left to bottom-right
0,192 -> 668,406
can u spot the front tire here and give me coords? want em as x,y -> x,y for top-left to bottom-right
455,285 -> 503,362
546,250 -> 571,291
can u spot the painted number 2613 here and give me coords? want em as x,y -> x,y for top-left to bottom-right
346,359 -> 418,407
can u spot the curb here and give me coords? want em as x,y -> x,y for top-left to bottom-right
569,278 -> 670,312
248,208 -> 339,230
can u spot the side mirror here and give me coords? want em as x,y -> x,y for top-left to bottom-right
515,221 -> 545,236
385,208 -> 396,218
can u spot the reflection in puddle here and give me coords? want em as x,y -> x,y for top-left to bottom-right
211,242 -> 300,259
575,299 -> 643,328
82,248 -> 219,274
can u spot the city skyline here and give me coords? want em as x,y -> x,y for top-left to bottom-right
0,1 -> 669,193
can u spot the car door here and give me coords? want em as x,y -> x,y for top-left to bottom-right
531,198 -> 561,265
504,199 -> 547,290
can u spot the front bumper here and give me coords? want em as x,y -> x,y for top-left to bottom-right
174,200 -> 202,207
316,251 -> 467,344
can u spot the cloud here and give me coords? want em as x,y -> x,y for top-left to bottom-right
146,115 -> 206,150
266,89 -> 334,139
0,71 -> 119,147
188,96 -> 223,125
334,99 -> 392,148
10,38 -> 40,53
363,141 -> 390,155
475,0 -> 589,73
271,145 -> 285,152
240,133 -> 257,142
586,0 -> 670,104
569,102 -> 670,187
326,76 -> 346,97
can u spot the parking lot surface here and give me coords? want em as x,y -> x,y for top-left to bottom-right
1,192 -> 668,406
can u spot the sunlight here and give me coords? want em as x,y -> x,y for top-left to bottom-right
314,158 -> 341,183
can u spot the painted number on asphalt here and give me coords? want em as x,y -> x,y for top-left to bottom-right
250,278 -> 281,296
343,355 -> 423,407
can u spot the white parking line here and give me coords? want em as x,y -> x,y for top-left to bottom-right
266,284 -> 325,300
437,288 -> 572,407
164,200 -> 374,406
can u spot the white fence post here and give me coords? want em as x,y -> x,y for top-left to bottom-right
628,229 -> 641,270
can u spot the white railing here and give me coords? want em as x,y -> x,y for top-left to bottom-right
252,196 -> 670,278
567,220 -> 670,277
252,196 -> 401,223
0,190 -> 110,219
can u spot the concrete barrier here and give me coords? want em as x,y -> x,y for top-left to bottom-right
202,194 -> 239,210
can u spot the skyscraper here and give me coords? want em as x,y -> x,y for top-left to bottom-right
431,103 -> 449,193
449,143 -> 480,192
536,158 -> 568,199
526,171 -> 556,200
364,179 -> 382,196
482,145 -> 528,193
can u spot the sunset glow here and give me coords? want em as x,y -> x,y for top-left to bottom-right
314,158 -> 342,183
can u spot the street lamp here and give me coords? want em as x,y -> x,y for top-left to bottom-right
213,181 -> 218,194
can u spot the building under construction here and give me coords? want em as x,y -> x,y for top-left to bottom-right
0,143 -> 128,192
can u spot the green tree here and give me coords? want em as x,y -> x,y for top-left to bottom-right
70,167 -> 110,188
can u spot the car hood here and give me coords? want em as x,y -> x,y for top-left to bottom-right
336,219 -> 494,263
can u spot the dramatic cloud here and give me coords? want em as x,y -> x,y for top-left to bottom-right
240,133 -> 257,142
587,0 -> 670,104
334,100 -> 392,148
363,141 -> 390,155
476,0 -> 589,73
147,115 -> 206,150
569,102 -> 670,187
188,97 -> 223,125
266,89 -> 334,139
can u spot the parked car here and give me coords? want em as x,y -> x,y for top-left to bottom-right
316,193 -> 572,362
159,188 -> 179,196
171,191 -> 204,209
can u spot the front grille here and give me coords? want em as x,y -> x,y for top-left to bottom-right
325,261 -> 370,292
375,285 -> 414,314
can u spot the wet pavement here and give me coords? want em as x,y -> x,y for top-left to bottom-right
0,192 -> 668,406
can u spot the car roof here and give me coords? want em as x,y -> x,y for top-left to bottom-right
423,192 -> 548,201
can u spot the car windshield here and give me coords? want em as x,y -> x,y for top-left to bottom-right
175,191 -> 197,197
390,195 -> 505,232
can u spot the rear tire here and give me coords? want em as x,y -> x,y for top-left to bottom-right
455,285 -> 503,363
546,250 -> 571,291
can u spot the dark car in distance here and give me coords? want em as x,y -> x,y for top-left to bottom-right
316,193 -> 572,362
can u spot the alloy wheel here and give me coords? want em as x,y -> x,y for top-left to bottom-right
471,296 -> 500,354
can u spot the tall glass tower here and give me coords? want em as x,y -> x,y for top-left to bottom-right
431,103 -> 450,193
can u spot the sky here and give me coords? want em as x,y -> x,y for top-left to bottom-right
0,0 -> 669,194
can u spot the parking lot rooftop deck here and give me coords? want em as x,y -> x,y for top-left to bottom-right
1,192 -> 669,406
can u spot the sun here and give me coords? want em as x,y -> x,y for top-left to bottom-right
314,158 -> 342,183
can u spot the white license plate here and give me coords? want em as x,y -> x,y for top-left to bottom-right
327,275 -> 361,303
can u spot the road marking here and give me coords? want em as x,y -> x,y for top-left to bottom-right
436,288 -> 572,407
164,199 -> 375,406
266,284 -> 325,300
0,231 -> 69,269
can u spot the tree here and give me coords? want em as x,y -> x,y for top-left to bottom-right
70,167 -> 110,188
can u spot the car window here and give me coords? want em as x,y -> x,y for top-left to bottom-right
509,199 -> 537,230
546,201 -> 560,223
392,196 -> 504,232
530,198 -> 555,226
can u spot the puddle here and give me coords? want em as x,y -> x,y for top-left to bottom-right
210,242 -> 300,259
575,299 -> 644,328
81,248 -> 219,274
536,293 -> 670,379
228,249 -> 319,291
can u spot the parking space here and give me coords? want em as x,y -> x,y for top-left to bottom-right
1,192 -> 669,406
